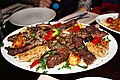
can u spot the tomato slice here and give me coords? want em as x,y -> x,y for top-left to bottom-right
92,39 -> 99,45
67,25 -> 80,32
53,22 -> 62,27
44,35 -> 53,41
67,28 -> 73,32
94,36 -> 102,42
30,59 -> 40,68
73,25 -> 80,32
92,36 -> 102,45
106,17 -> 114,24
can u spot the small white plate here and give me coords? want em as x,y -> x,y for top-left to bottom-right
76,77 -> 112,80
95,13 -> 119,34
9,7 -> 56,26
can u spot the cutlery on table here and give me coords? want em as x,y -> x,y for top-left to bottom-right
3,6 -> 29,20
63,12 -> 89,22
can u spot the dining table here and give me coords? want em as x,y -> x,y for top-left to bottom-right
0,3 -> 120,80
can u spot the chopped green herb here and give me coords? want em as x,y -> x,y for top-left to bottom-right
58,68 -> 61,70
40,58 -> 47,70
48,22 -> 50,24
107,39 -> 111,42
77,64 -> 88,69
64,44 -> 67,46
67,52 -> 70,54
13,38 -> 18,41
80,29 -> 84,33
45,50 -> 58,56
71,49 -> 75,52
72,24 -> 75,27
30,33 -> 36,38
42,71 -> 48,74
78,45 -> 84,50
100,50 -> 104,54
52,43 -> 57,46
14,56 -> 17,59
103,36 -> 111,42
58,45 -> 61,48
22,42 -> 24,44
36,66 -> 41,72
0,42 -> 4,47
62,61 -> 71,70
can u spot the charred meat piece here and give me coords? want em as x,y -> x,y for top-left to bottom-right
36,24 -> 53,33
7,32 -> 23,42
8,26 -> 48,42
47,46 -> 69,68
71,35 -> 96,65
86,25 -> 98,33
6,44 -> 35,56
84,35 -> 93,42
78,47 -> 96,65
85,25 -> 108,37
57,19 -> 76,30
27,27 -> 41,34
76,25 -> 108,38
72,35 -> 84,48
5,39 -> 43,56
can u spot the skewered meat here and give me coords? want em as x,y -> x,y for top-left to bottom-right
47,46 -> 69,68
56,19 -> 77,30
71,35 -> 96,65
5,39 -> 43,56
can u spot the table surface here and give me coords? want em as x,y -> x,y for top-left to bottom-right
0,4 -> 120,80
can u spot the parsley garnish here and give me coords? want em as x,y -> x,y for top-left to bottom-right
42,71 -> 48,74
52,43 -> 57,46
13,38 -> 18,41
62,61 -> 71,70
30,33 -> 36,38
77,64 -> 88,69
78,45 -> 84,50
36,66 -> 41,72
0,42 -> 4,47
40,58 -> 47,70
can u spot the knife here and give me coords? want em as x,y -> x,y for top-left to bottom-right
64,12 -> 88,22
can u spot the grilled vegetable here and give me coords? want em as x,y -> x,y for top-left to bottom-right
44,28 -> 60,41
68,52 -> 81,66
92,36 -> 102,45
67,25 -> 80,32
30,59 -> 40,68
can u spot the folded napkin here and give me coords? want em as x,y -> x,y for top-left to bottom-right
59,10 -> 98,24
37,75 -> 59,80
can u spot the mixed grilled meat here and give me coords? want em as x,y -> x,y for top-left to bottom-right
5,19 -> 108,69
